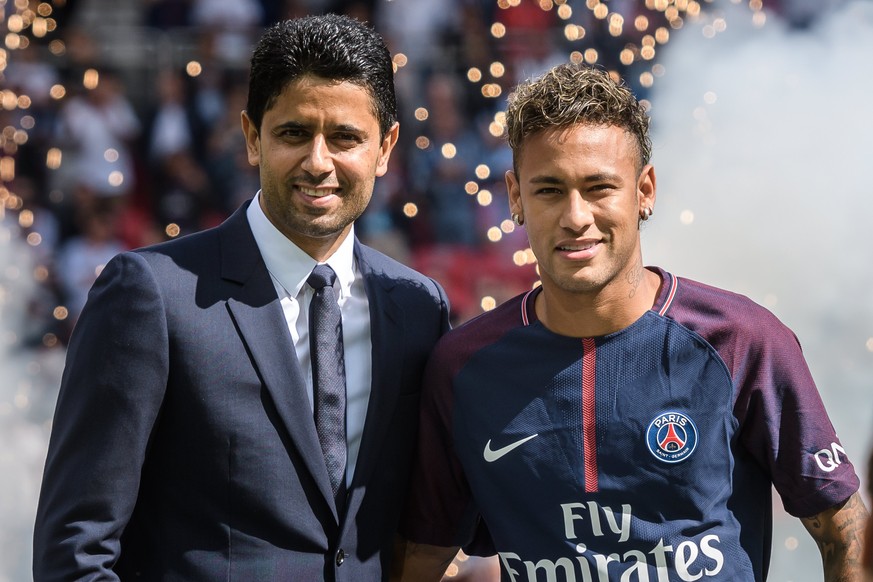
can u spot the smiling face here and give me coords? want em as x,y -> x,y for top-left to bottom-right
241,74 -> 398,260
507,123 -> 655,302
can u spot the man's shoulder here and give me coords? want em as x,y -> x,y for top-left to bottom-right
663,270 -> 783,324
435,291 -> 528,354
454,291 -> 527,331
137,228 -> 215,254
661,269 -> 799,351
123,226 -> 221,276
355,242 -> 442,291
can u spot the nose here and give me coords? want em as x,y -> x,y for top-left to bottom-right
559,192 -> 594,232
300,134 -> 334,179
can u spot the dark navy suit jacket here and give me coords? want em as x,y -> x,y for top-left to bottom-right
33,202 -> 450,581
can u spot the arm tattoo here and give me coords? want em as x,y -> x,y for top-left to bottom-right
800,492 -> 870,582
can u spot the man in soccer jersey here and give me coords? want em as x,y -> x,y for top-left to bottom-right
391,63 -> 869,581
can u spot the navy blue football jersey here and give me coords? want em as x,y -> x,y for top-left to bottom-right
402,268 -> 859,582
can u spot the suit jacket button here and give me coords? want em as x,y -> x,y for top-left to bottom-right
335,548 -> 345,567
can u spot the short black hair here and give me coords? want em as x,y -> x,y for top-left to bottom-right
246,14 -> 397,138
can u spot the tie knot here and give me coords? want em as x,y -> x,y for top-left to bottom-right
308,264 -> 337,290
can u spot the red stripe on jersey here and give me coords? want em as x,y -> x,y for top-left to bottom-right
582,338 -> 598,492
658,273 -> 678,316
520,288 -> 536,326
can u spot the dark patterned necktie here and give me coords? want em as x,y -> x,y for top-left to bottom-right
307,264 -> 347,506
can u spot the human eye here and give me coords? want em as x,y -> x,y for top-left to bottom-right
332,131 -> 363,147
533,186 -> 562,196
589,183 -> 618,196
277,126 -> 307,141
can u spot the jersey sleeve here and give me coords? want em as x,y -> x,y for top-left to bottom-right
668,276 -> 861,518
732,318 -> 859,517
400,335 -> 481,548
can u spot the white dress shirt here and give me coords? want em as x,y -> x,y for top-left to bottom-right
247,192 -> 372,487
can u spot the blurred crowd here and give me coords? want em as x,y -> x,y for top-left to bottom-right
1,0 -> 807,346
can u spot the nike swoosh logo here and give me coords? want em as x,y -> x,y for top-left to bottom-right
483,434 -> 539,462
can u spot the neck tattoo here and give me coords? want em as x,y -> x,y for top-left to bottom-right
626,261 -> 644,299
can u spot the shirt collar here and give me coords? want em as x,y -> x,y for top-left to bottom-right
246,191 -> 357,299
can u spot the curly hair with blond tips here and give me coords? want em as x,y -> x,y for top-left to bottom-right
505,63 -> 652,173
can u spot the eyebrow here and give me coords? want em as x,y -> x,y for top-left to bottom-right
273,120 -> 305,131
527,172 -> 624,184
273,120 -> 364,134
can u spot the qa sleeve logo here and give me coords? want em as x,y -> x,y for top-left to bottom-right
646,412 -> 698,464
813,442 -> 846,472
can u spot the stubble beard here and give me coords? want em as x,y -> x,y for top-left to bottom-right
544,252 -> 625,297
266,182 -> 370,243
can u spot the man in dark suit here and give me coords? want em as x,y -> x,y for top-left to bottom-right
33,14 -> 450,581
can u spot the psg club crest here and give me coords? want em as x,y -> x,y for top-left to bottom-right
646,412 -> 698,463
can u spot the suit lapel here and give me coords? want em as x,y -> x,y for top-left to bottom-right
351,243 -> 406,489
219,205 -> 338,519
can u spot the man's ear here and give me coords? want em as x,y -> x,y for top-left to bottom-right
506,169 -> 523,218
241,110 -> 260,167
375,122 -> 400,177
637,163 -> 656,213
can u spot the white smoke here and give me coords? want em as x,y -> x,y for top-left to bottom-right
646,1 -> 873,577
